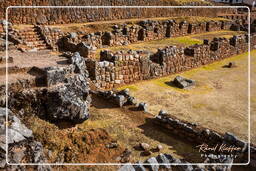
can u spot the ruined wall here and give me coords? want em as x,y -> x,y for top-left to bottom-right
154,112 -> 254,166
60,19 -> 233,53
86,34 -> 251,89
1,0 -> 236,25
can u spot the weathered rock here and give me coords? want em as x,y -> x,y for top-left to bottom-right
0,108 -> 51,170
70,52 -> 89,77
115,95 -> 127,107
156,153 -> 171,169
158,110 -> 167,115
133,161 -> 146,171
44,66 -> 69,87
172,76 -> 195,89
45,76 -> 90,123
145,157 -> 159,171
227,62 -> 236,68
106,142 -> 118,149
118,163 -> 135,171
138,102 -> 148,112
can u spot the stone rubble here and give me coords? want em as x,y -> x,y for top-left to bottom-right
0,107 -> 51,170
118,153 -> 234,171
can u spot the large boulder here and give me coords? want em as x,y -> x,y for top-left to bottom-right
172,76 -> 195,89
45,74 -> 91,123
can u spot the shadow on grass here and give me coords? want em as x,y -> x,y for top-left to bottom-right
138,117 -> 202,163
164,81 -> 179,88
91,94 -> 119,109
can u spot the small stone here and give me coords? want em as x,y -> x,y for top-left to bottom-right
106,142 -> 118,148
138,102 -> 148,112
227,62 -> 236,68
140,143 -> 150,150
156,145 -> 163,151
159,110 -> 167,115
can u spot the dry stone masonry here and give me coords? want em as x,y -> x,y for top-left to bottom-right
60,19 -> 234,55
86,34 -> 252,89
1,1 -> 236,25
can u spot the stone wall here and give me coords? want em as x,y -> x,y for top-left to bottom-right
1,0 -> 236,24
154,112 -> 256,167
60,19 -> 234,54
86,34 -> 252,89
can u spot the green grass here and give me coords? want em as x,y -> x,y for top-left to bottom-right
117,85 -> 139,92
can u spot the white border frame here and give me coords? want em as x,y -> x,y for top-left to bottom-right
5,6 -> 251,166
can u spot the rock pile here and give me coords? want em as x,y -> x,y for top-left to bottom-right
96,88 -> 136,107
118,153 -> 234,171
0,107 -> 51,170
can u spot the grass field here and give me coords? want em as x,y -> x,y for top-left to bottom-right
118,50 -> 255,144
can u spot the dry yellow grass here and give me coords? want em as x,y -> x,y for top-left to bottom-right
43,16 -> 229,33
118,50 -> 254,144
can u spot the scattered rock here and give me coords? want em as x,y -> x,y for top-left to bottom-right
172,75 -> 195,89
156,144 -> 163,151
133,161 -> 146,171
106,142 -> 118,149
158,110 -> 167,115
140,143 -> 150,151
0,108 -> 51,170
114,95 -> 127,107
138,102 -> 148,112
145,157 -> 159,171
225,62 -> 237,68
120,148 -> 132,163
118,163 -> 135,171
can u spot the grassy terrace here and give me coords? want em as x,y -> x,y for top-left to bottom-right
117,50 -> 254,144
12,16 -> 230,33
95,30 -> 245,58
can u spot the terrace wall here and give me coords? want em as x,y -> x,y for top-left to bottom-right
86,34 -> 252,89
60,19 -> 234,54
0,0 -> 236,25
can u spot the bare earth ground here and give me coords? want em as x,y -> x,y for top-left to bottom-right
118,50 -> 255,144
0,50 -> 67,84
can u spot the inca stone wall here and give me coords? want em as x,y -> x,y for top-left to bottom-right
86,34 -> 252,89
59,19 -> 234,55
1,0 -> 236,25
